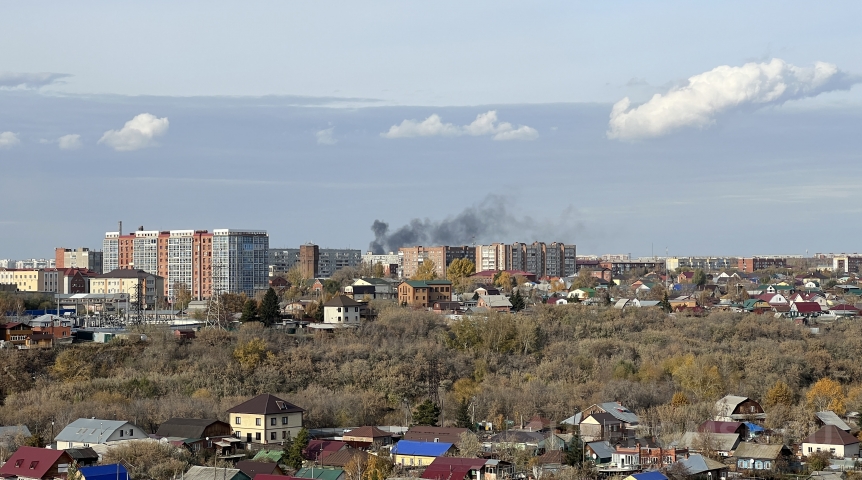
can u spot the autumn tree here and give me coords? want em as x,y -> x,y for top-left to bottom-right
233,338 -> 273,369
672,355 -> 724,401
571,269 -> 598,289
670,392 -> 690,407
494,271 -> 513,292
447,258 -> 476,293
372,262 -> 385,278
457,430 -> 481,457
764,380 -> 795,408
806,378 -> 846,414
285,427 -> 309,470
172,282 -> 192,310
412,260 -> 438,281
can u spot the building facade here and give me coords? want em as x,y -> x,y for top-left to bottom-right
89,269 -> 165,309
399,246 -> 475,279
212,229 -> 269,298
228,394 -> 304,445
299,244 -> 319,279
397,280 -> 452,308
833,255 -> 862,275
666,257 -> 737,272
55,247 -> 103,274
738,257 -> 787,273
0,269 -> 59,292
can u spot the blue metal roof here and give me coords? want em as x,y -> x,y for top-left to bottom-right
744,421 -> 765,432
392,440 -> 453,456
629,472 -> 668,480
79,464 -> 129,480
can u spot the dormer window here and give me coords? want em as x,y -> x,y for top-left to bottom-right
30,461 -> 39,469
14,460 -> 23,468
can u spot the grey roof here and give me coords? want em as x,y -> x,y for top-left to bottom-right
732,443 -> 789,460
586,441 -> 614,459
677,432 -> 740,452
488,430 -> 544,444
598,402 -> 639,425
0,425 -> 31,440
816,411 -> 851,432
716,395 -> 750,416
323,295 -> 363,308
55,418 -> 139,444
479,295 -> 512,308
184,466 -> 248,480
678,454 -> 726,474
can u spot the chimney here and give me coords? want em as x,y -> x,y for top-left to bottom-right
118,221 -> 122,236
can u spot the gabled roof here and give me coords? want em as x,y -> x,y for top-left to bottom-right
323,295 -> 363,308
421,457 -> 488,480
344,426 -> 390,439
295,468 -> 344,480
698,421 -> 744,434
401,280 -> 453,288
487,430 -> 544,444
54,418 -> 141,444
403,426 -> 468,444
598,402 -> 639,425
677,432 -> 740,452
479,295 -> 512,308
732,443 -> 790,460
64,447 -> 99,462
716,395 -> 751,414
79,464 -> 130,480
628,472 -> 668,480
678,454 -> 725,474
803,425 -> 859,446
586,441 -> 614,459
228,394 -> 304,415
184,466 -> 249,480
0,446 -> 72,480
155,418 -> 227,439
391,439 -> 453,456
582,412 -> 621,425
319,448 -> 369,468
793,302 -> 822,313
236,461 -> 282,479
0,425 -> 31,439
815,411 -> 851,432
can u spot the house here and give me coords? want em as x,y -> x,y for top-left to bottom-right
398,280 -> 453,308
715,395 -> 765,421
0,446 -> 74,480
54,418 -> 149,449
676,454 -> 727,478
676,432 -> 740,457
624,472 -> 668,480
476,295 -> 512,312
743,298 -> 771,313
322,295 -> 362,324
303,440 -> 347,461
758,293 -> 789,306
733,443 -> 793,471
228,394 -> 304,445
801,425 -> 860,458
342,426 -> 392,447
677,271 -> 695,284
421,457 -> 496,480
580,413 -> 623,442
0,425 -> 32,448
546,297 -> 568,305
345,278 -> 397,300
391,440 -> 454,467
63,447 -> 100,467
829,304 -> 859,316
319,448 -> 369,468
568,288 -> 596,300
533,450 -> 565,475
563,402 -> 639,435
485,430 -> 544,451
236,461 -> 284,479
403,426 -> 468,444
294,468 -> 345,480
585,441 -> 614,465
183,466 -> 250,480
815,411 -> 852,432
791,302 -> 823,317
77,464 -> 130,480
0,322 -> 33,347
698,420 -> 746,436
155,418 -> 235,454
432,301 -> 462,314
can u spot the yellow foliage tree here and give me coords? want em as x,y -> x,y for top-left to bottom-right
51,349 -> 94,382
764,380 -> 794,408
412,260 -> 438,281
671,354 -> 724,401
670,392 -> 690,407
452,378 -> 480,403
806,378 -> 846,414
233,337 -> 273,369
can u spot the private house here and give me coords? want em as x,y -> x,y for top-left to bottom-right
546,297 -> 568,305
304,440 -> 347,461
568,288 -> 596,300
345,278 -> 397,300
801,425 -> 860,458
228,394 -> 304,445
0,322 -> 33,348
155,418 -> 236,454
391,440 -> 454,467
715,395 -> 765,421
698,420 -> 746,436
585,441 -> 614,465
733,443 -> 793,472
64,447 -> 99,467
676,454 -> 727,478
815,411 -> 852,432
295,467 -> 345,480
342,426 -> 392,447
322,295 -> 362,324
55,418 -> 148,449
580,413 -> 623,442
397,280 -> 453,308
758,293 -> 789,306
403,426 -> 468,444
791,301 -> 823,317
78,464 -> 130,480
476,295 -> 512,312
0,446 -> 73,480
421,457 -> 501,480
829,304 -> 859,317
624,472 -> 668,480
183,466 -> 250,480
319,448 -> 370,468
0,425 -> 32,449
743,298 -> 771,313
568,402 -> 640,431
235,461 -> 284,479
676,432 -> 740,457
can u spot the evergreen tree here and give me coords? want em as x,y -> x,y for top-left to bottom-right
313,299 -> 324,322
259,287 -> 280,326
285,427 -> 309,470
240,299 -> 258,322
564,433 -> 584,467
510,290 -> 525,312
659,292 -> 672,313
454,399 -> 473,430
412,399 -> 441,426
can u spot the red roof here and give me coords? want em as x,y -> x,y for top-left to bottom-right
0,446 -> 72,480
757,293 -> 784,304
803,425 -> 859,446
303,440 -> 346,460
792,302 -> 822,313
421,457 -> 488,480
698,420 -> 743,434
831,304 -> 859,312
344,426 -> 390,439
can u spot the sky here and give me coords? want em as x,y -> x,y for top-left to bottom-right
2,1 -> 862,259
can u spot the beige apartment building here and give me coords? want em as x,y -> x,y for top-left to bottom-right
0,269 -> 59,292
89,269 -> 165,309
399,246 -> 475,279
228,394 -> 304,445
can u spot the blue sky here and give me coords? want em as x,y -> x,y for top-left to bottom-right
1,2 -> 862,259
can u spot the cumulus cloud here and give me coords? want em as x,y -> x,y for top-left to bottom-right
0,132 -> 20,149
382,110 -> 538,141
98,113 -> 169,151
0,72 -> 72,89
58,134 -> 83,150
316,127 -> 337,145
608,59 -> 861,140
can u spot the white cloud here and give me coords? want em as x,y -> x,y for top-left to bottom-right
0,132 -> 20,149
608,59 -> 861,140
316,127 -> 337,145
58,134 -> 83,150
0,72 -> 72,89
382,110 -> 538,141
98,113 -> 169,151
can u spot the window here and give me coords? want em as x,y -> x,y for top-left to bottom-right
14,460 -> 23,468
255,433 -> 261,441
808,447 -> 812,453
235,417 -> 241,425
282,431 -> 287,439
271,432 -> 277,441
30,461 -> 39,469
119,430 -> 123,437
271,418 -> 277,426
256,418 -> 261,426
282,417 -> 288,425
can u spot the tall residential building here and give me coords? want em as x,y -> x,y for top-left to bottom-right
55,248 -> 103,274
476,243 -> 510,273
509,243 -> 526,271
833,255 -> 862,275
212,229 -> 269,298
399,246 -> 475,279
12,259 -> 55,269
525,242 -> 546,279
102,227 -> 265,300
299,244 -> 319,279
361,251 -> 402,277
270,248 -> 300,276
318,249 -> 362,278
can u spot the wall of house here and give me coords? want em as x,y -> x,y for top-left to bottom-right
394,454 -> 436,467
230,412 -> 303,444
324,305 -> 360,324
802,442 -> 859,459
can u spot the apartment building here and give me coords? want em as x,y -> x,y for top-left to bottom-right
476,243 -> 510,273
9,259 -> 55,269
525,242 -> 546,279
361,251 -> 402,277
270,246 -> 364,278
399,246 -> 474,279
666,257 -> 737,272
0,269 -> 59,292
738,257 -> 787,273
89,269 -> 165,309
833,255 -> 862,275
55,247 -> 103,274
102,227 -> 262,300
545,242 -> 577,278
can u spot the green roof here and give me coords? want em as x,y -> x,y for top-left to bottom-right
296,468 -> 344,480
252,450 -> 284,462
403,280 -> 452,287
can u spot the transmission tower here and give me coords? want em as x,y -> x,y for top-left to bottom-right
425,356 -> 441,406
206,262 -> 225,329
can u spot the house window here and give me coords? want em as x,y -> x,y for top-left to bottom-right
14,460 -> 23,468
808,447 -> 812,453
271,418 -> 277,426
282,417 -> 288,425
119,430 -> 123,437
830,448 -> 836,454
235,417 -> 241,425
282,431 -> 287,439
256,418 -> 261,426
271,432 -> 277,441
255,433 -> 261,441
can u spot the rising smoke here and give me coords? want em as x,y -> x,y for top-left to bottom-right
368,196 -> 581,254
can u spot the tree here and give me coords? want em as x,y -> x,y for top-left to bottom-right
312,299 -> 325,322
670,392 -> 690,407
807,378 -> 846,414
285,428 -> 309,470
564,434 -> 585,467
286,266 -> 308,294
571,269 -> 598,289
412,399 -> 441,426
692,269 -> 707,289
807,450 -> 832,472
510,290 -> 525,312
240,299 -> 258,322
259,287 -> 280,326
658,292 -> 672,313
447,258 -> 476,293
494,271 -> 513,292
765,380 -> 794,408
372,262 -> 385,278
220,292 -> 248,315
455,400 -> 473,430
102,440 -> 191,480
173,282 -> 192,311
412,260 -> 438,281
233,338 -> 272,369
457,430 -> 481,457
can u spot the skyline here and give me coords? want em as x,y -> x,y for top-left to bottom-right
2,2 -> 862,259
